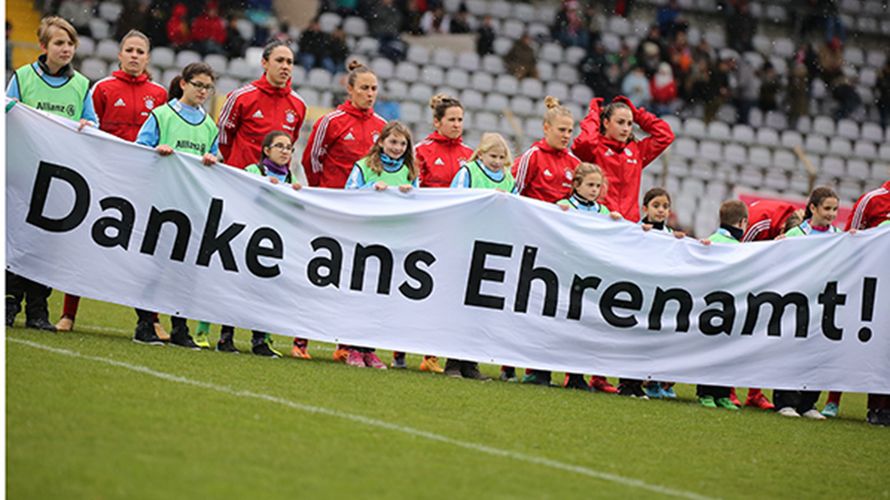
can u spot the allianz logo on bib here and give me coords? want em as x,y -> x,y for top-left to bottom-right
37,102 -> 75,117
174,140 -> 207,154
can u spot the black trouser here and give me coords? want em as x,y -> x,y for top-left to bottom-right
6,271 -> 52,321
697,384 -> 731,399
137,309 -> 187,331
868,394 -> 890,410
773,389 -> 821,414
219,324 -> 265,345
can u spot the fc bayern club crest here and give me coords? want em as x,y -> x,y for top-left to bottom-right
565,169 -> 573,180
144,97 -> 155,110
372,132 -> 380,142
285,110 -> 295,123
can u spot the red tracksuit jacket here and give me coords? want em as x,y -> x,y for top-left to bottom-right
415,131 -> 474,187
572,100 -> 674,222
846,180 -> 890,230
217,75 -> 307,169
743,200 -> 799,241
301,100 -> 387,188
91,70 -> 167,141
512,139 -> 581,203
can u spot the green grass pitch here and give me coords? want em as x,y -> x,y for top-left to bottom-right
6,294 -> 890,499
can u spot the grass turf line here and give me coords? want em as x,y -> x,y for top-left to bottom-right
6,295 -> 890,499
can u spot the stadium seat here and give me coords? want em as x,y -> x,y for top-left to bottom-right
354,37 -> 379,56
540,43 -> 564,64
307,68 -> 332,89
836,119 -> 860,140
502,19 -> 525,39
829,137 -> 853,157
565,46 -> 586,65
470,71 -> 494,93
773,150 -> 798,174
95,39 -> 118,61
234,18 -> 255,41
370,58 -> 395,79
475,111 -> 498,131
421,65 -> 444,86
216,77 -> 240,96
536,61 -> 554,81
683,118 -> 706,139
813,115 -> 835,136
804,134 -> 829,155
699,140 -> 723,162
386,79 -> 409,100
853,140 -> 878,161
457,52 -> 480,72
204,54 -> 229,75
861,122 -> 883,143
445,68 -> 469,90
732,124 -> 755,144
544,81 -> 569,101
843,46 -> 865,67
432,48 -> 455,68
407,45 -> 430,66
496,74 -> 519,95
396,62 -> 420,82
461,89 -> 484,110
175,50 -> 202,69
707,121 -> 731,142
98,1 -> 123,22
764,111 -> 787,130
493,37 -> 512,56
821,156 -> 846,177
78,37 -> 96,59
513,3 -> 536,22
151,47 -> 175,69
488,0 -> 512,19
80,58 -> 107,82
866,49 -> 886,68
847,159 -> 870,178
89,18 -> 110,40
409,82 -> 433,103
755,127 -> 780,147
483,93 -> 509,113
673,138 -> 697,159
343,17 -> 368,37
319,12 -> 341,33
244,47 -> 264,67
401,102 -> 423,124
482,55 -> 505,74
724,143 -> 747,165
749,146 -> 772,168
570,84 -> 593,106
764,171 -> 790,192
556,64 -> 578,84
511,96 -> 534,116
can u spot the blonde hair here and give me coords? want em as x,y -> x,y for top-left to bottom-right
119,29 -> 151,51
572,162 -> 608,199
363,121 -> 417,181
543,95 -> 573,124
38,16 -> 78,48
469,132 -> 513,166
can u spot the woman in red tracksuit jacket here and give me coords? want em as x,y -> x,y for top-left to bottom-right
415,93 -> 473,187
302,60 -> 387,188
742,199 -> 803,242
571,95 -> 674,397
511,96 -> 617,391
55,29 -> 168,336
572,95 -> 675,222
301,60 -> 388,365
217,40 -> 307,169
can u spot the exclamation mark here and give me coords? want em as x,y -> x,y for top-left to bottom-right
858,277 -> 877,342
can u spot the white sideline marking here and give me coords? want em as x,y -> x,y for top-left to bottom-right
9,337 -> 713,500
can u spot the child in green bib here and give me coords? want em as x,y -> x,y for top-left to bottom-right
450,132 -> 516,193
344,121 -> 418,192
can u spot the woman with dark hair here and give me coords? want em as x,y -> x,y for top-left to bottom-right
133,62 -> 219,350
415,93 -> 473,188
55,29 -> 169,336
217,39 -> 307,170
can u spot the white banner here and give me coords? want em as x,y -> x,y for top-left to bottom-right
6,102 -> 890,392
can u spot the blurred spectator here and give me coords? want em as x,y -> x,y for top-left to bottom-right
553,0 -> 589,48
656,0 -> 681,39
703,57 -> 733,122
58,0 -> 94,37
650,62 -> 679,115
758,62 -> 782,112
224,13 -> 248,58
818,37 -> 844,84
621,66 -> 651,108
476,15 -> 495,56
298,19 -> 333,73
668,30 -> 693,86
270,22 -> 293,44
420,5 -> 450,34
144,2 -> 169,48
371,0 -> 407,61
583,3 -> 602,40
505,34 -> 539,80
333,0 -> 359,16
450,5 -> 471,34
877,60 -> 890,129
685,58 -> 714,110
611,40 -> 638,76
786,62 -> 811,127
191,1 -> 227,55
580,39 -> 615,98
115,0 -> 149,41
400,0 -> 424,35
635,25 -> 667,77
724,0 -> 756,53
166,2 -> 191,50
821,0 -> 845,42
831,75 -> 861,120
733,55 -> 758,124
328,26 -> 350,73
